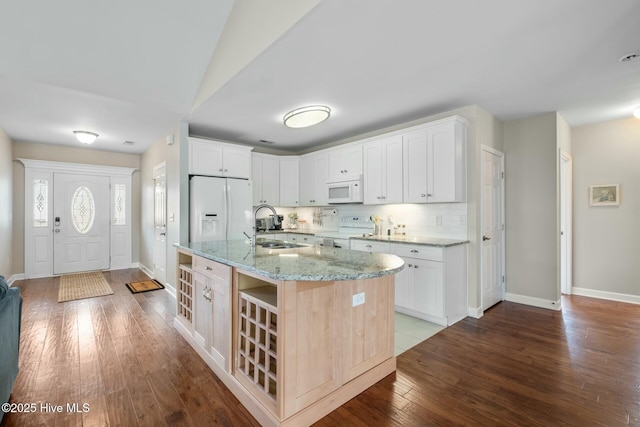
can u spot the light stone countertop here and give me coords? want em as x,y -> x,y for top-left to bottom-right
259,230 -> 468,247
174,239 -> 404,281
350,234 -> 469,247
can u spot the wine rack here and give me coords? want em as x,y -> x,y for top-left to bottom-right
177,264 -> 193,323
237,285 -> 278,402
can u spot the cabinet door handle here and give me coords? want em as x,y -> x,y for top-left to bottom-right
483,235 -> 491,241
421,194 -> 426,197
427,193 -> 433,197
219,168 -> 223,172
410,249 -> 419,253
366,244 -> 372,248
206,266 -> 212,271
224,169 -> 228,172
407,263 -> 413,268
414,265 -> 419,269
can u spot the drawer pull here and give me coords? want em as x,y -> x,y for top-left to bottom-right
410,249 -> 419,253
407,263 -> 413,268
206,266 -> 213,271
366,244 -> 372,248
414,265 -> 419,269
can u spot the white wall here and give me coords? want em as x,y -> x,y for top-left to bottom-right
503,113 -> 560,306
139,123 -> 189,292
0,128 -> 13,278
572,117 -> 640,299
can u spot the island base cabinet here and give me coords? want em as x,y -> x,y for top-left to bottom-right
174,251 -> 232,375
232,270 -> 396,425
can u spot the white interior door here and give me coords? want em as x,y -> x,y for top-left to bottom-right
560,151 -> 573,295
481,146 -> 505,310
153,163 -> 167,285
53,173 -> 110,274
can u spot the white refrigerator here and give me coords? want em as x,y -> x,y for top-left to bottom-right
190,176 -> 253,242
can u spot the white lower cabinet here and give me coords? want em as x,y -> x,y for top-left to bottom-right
393,243 -> 467,326
350,240 -> 390,253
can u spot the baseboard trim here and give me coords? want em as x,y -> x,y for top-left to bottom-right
138,263 -> 154,278
136,263 -> 176,299
467,306 -> 483,319
572,287 -> 640,305
7,274 -> 24,287
505,293 -> 561,311
164,283 -> 176,299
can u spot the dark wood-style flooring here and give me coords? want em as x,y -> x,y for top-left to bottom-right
2,269 -> 639,426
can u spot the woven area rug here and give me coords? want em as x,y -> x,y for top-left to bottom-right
125,279 -> 164,294
58,271 -> 114,302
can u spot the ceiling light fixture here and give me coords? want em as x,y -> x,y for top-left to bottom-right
634,107 -> 640,119
283,105 -> 331,128
73,130 -> 99,144
619,51 -> 640,62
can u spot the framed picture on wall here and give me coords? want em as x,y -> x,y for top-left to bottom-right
589,184 -> 620,206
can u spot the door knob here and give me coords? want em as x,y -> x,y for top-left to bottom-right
483,235 -> 491,241
54,229 -> 60,233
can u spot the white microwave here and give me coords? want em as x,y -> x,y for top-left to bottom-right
327,176 -> 364,204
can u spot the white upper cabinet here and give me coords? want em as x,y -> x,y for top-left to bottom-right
426,119 -> 466,203
328,144 -> 363,182
299,151 -> 329,206
403,116 -> 467,203
188,137 -> 252,179
363,135 -> 403,204
251,153 -> 280,206
279,157 -> 300,207
402,129 -> 429,203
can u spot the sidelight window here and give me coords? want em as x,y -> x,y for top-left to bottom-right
114,184 -> 126,225
33,178 -> 48,227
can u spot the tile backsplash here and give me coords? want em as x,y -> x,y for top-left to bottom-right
269,203 -> 468,239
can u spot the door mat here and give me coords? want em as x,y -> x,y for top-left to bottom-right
125,279 -> 165,294
58,271 -> 114,302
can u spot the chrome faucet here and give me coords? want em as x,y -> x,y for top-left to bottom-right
247,203 -> 280,248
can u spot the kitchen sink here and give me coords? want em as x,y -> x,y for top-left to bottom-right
259,240 -> 306,249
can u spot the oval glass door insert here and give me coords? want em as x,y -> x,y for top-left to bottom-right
71,185 -> 95,234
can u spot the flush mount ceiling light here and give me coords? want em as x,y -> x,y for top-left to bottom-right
618,51 -> 640,62
73,130 -> 99,144
283,105 -> 331,128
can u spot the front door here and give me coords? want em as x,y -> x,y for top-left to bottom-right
481,147 -> 505,310
53,173 -> 110,274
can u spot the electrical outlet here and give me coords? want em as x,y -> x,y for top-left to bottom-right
458,215 -> 466,226
352,292 -> 365,307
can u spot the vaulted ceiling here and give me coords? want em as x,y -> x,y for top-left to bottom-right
1,0 -> 639,154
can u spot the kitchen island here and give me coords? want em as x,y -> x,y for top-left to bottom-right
173,239 -> 404,427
